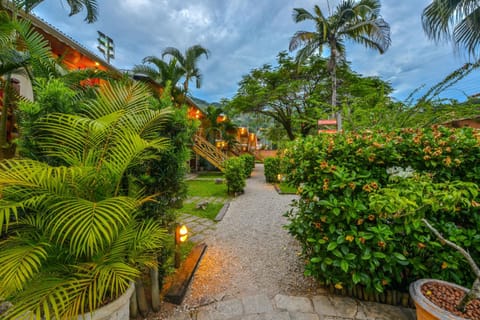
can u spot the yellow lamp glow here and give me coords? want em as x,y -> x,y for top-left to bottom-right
175,224 -> 188,244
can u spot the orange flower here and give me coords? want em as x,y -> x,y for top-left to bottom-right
320,161 -> 329,169
377,241 -> 386,248
423,155 -> 431,161
368,214 -> 375,221
368,154 -> 376,162
359,237 -> 366,244
348,182 -> 356,190
357,218 -> 364,225
334,283 -> 343,290
370,181 -> 379,190
441,261 -> 448,269
313,222 -> 322,229
382,279 -> 389,286
362,184 -> 372,193
417,242 -> 426,249
472,200 -> 480,207
443,156 -> 452,166
345,235 -> 354,242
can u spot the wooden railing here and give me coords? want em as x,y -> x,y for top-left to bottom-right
193,132 -> 227,172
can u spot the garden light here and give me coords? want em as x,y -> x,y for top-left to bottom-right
176,224 -> 188,243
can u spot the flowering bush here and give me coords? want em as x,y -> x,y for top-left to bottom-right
283,126 -> 480,296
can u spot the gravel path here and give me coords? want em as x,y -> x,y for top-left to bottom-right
178,164 -> 321,310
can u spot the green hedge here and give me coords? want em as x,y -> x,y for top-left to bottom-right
224,157 -> 247,194
264,157 -> 281,183
283,126 -> 480,296
240,154 -> 255,177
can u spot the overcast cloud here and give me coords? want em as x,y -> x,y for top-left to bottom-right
33,0 -> 479,103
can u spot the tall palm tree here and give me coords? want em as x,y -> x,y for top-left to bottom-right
289,0 -> 391,108
11,0 -> 98,23
422,0 -> 480,57
162,44 -> 210,93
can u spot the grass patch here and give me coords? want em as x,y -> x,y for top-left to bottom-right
196,171 -> 224,178
179,202 -> 225,220
186,179 -> 228,198
278,182 -> 297,194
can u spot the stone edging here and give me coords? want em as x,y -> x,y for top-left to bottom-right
214,201 -> 230,221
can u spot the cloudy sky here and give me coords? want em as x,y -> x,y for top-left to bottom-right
32,0 -> 479,104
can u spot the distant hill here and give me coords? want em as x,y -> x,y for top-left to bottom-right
190,97 -> 221,110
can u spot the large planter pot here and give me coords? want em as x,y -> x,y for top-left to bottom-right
80,284 -> 135,320
410,279 -> 473,320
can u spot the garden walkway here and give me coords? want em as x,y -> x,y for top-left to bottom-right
163,164 -> 415,320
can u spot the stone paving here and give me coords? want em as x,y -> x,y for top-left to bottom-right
170,293 -> 415,320
177,213 -> 217,244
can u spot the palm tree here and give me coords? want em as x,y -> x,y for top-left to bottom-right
289,0 -> 391,108
0,81 -> 172,319
10,0 -> 98,23
422,0 -> 480,57
133,56 -> 184,96
162,44 -> 210,93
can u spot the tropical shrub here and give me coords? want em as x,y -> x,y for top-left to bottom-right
264,157 -> 281,183
224,157 -> 246,194
240,153 -> 255,177
283,126 -> 480,297
0,82 -> 171,319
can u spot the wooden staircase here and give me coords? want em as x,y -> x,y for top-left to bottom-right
193,132 -> 227,172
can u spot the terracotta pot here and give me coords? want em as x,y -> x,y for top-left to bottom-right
409,279 -> 468,320
80,284 -> 135,320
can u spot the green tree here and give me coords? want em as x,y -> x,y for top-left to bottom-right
133,56 -> 184,96
422,0 -> 480,57
11,0 -> 98,23
229,52 -> 331,140
162,44 -> 210,93
289,0 -> 391,109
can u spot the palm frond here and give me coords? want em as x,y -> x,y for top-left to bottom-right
0,238 -> 49,296
292,7 -> 316,23
162,47 -> 185,66
46,196 -> 137,258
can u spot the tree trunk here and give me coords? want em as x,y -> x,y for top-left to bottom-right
150,266 -> 160,312
129,286 -> 138,318
329,44 -> 338,115
135,278 -> 149,316
0,74 -> 11,148
457,278 -> 480,312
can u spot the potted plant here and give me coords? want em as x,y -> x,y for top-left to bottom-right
0,81 -> 172,319
370,173 -> 480,319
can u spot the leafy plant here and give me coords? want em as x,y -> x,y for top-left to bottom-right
283,126 -> 480,297
240,153 -> 255,177
224,157 -> 246,194
370,174 -> 480,311
0,81 -> 172,319
264,157 -> 281,183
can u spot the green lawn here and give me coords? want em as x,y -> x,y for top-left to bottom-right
179,201 -> 225,220
278,182 -> 297,194
196,171 -> 224,178
175,178 -> 230,220
186,179 -> 228,198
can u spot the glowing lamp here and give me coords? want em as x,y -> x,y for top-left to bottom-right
176,225 -> 188,243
